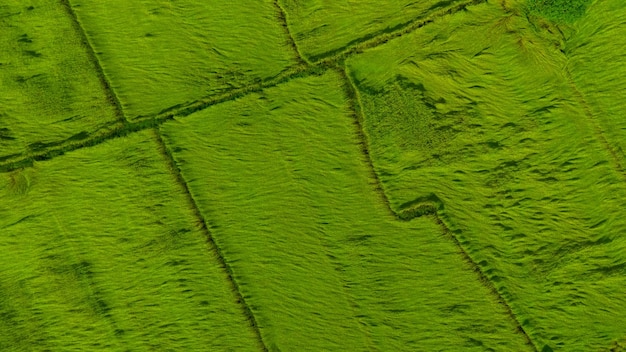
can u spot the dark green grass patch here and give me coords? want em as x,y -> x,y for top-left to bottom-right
161,71 -> 533,351
0,131 -> 261,351
526,0 -> 592,23
347,1 -> 626,350
0,0 -> 119,161
68,0 -> 300,119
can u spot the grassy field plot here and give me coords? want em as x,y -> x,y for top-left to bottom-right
68,0 -> 300,119
160,71 -> 533,351
566,0 -> 626,167
346,1 -> 626,350
0,0 -> 119,163
0,130 -> 261,351
278,0 -> 466,62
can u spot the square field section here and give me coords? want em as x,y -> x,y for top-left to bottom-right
346,2 -> 626,350
160,71 -> 533,351
0,1 -> 119,162
69,0 -> 300,119
0,130 -> 261,351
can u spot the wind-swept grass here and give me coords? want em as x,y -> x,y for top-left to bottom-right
1,0 -> 624,350
566,0 -> 626,167
160,71 -> 534,351
279,0 -> 467,62
0,130 -> 261,351
67,0 -> 300,119
0,0 -> 119,162
346,1 -> 626,350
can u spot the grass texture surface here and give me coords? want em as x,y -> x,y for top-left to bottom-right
347,1 -> 626,350
0,0 -> 119,162
160,71 -> 533,351
67,0 -> 300,119
566,0 -> 626,168
279,0 -> 465,62
1,0 -> 625,350
0,131 -> 261,351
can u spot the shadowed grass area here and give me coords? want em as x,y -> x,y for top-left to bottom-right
279,0 -> 466,62
160,71 -> 534,351
0,0 -> 119,161
67,0 -> 300,119
0,130 -> 261,351
347,1 -> 626,350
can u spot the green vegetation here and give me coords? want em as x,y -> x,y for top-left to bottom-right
2,0 -> 625,350
526,0 -> 592,23
279,0 -> 465,61
347,1 -> 626,350
68,0 -> 300,119
160,71 -> 533,351
566,0 -> 626,166
0,0 -> 119,162
0,130 -> 261,351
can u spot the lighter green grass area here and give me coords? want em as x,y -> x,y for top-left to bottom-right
0,1 -> 118,162
161,71 -> 532,351
347,1 -> 626,351
68,0 -> 299,119
566,0 -> 626,165
279,0 -> 464,61
0,130 -> 260,351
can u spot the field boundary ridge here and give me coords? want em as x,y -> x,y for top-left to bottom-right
339,63 -> 540,352
59,0 -> 126,123
0,0 -> 485,173
152,128 -> 269,352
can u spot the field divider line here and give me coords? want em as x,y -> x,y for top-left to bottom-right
0,117 -> 156,173
0,0 -> 489,173
312,0 -> 488,64
151,128 -> 268,352
59,0 -> 126,123
159,0 -> 488,124
273,0 -> 310,65
0,63 -> 316,172
339,63 -> 539,352
130,0 -> 488,129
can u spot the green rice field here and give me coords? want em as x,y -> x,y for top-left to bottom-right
346,1 -> 626,350
0,131 -> 260,351
278,0 -> 467,62
1,0 -> 625,351
0,0 -> 121,163
69,0 -> 301,119
160,71 -> 533,351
